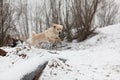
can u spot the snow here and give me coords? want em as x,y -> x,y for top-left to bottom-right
0,55 -> 48,80
0,23 -> 120,80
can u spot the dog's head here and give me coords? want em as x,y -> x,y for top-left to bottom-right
52,23 -> 63,34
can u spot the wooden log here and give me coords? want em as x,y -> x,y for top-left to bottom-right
21,61 -> 48,80
0,49 -> 7,56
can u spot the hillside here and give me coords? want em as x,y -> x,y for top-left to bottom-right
0,24 -> 120,80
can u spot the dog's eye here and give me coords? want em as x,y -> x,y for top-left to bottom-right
57,29 -> 59,30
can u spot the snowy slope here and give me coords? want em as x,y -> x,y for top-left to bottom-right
0,24 -> 120,80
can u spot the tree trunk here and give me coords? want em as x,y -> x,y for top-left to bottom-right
0,0 -> 3,46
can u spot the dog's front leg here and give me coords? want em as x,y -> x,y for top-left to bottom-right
48,38 -> 55,44
48,37 -> 55,49
56,37 -> 62,44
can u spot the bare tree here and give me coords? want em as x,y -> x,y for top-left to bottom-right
14,0 -> 29,40
0,0 -> 4,46
97,0 -> 119,27
0,0 -> 16,46
71,0 -> 100,42
62,0 -> 75,42
44,0 -> 62,27
34,1 -> 44,33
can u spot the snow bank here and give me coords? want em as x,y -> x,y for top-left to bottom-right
0,23 -> 120,80
39,23 -> 120,80
0,55 -> 49,80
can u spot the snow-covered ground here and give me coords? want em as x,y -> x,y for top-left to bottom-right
0,24 -> 120,80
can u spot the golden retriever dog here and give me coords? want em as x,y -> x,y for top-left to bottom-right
27,23 -> 63,48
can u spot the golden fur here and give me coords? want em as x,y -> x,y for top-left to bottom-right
27,23 -> 63,48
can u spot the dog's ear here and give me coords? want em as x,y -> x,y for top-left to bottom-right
53,25 -> 56,29
52,23 -> 57,28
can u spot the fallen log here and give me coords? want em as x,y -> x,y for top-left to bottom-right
0,49 -> 7,56
21,61 -> 48,80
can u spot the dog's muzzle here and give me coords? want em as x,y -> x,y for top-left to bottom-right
59,32 -> 62,35
59,32 -> 62,38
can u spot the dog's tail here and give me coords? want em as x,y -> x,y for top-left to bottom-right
31,31 -> 36,37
